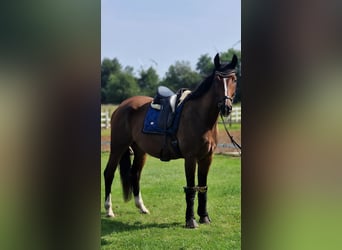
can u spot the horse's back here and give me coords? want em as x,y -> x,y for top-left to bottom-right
110,96 -> 152,142
119,96 -> 153,110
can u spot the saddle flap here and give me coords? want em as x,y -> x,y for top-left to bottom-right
169,94 -> 177,112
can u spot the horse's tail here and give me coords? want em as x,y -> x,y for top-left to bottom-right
119,148 -> 133,202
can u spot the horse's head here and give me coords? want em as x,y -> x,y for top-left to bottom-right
213,53 -> 238,117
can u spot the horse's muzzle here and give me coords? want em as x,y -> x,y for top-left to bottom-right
219,104 -> 232,117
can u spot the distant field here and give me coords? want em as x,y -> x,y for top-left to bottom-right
101,153 -> 241,249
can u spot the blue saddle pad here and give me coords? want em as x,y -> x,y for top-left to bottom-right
142,103 -> 184,135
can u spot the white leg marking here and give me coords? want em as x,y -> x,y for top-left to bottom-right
134,192 -> 150,214
105,194 -> 115,217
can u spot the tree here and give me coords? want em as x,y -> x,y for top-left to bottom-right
196,54 -> 214,76
100,49 -> 241,104
101,58 -> 122,103
101,58 -> 121,89
161,61 -> 201,91
105,72 -> 139,104
123,65 -> 134,75
220,48 -> 241,63
137,67 -> 159,97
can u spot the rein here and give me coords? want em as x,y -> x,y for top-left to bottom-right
215,69 -> 241,155
219,113 -> 241,156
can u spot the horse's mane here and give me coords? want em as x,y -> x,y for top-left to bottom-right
187,72 -> 215,100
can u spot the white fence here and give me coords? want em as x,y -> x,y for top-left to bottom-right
101,111 -> 111,128
101,106 -> 241,129
224,106 -> 241,124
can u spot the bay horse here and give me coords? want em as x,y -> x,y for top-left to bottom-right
104,53 -> 238,228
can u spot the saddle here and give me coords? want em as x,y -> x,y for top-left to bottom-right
151,86 -> 191,130
147,86 -> 191,161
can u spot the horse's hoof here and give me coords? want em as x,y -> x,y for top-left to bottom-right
199,216 -> 211,224
140,208 -> 150,214
185,218 -> 198,229
106,212 -> 115,218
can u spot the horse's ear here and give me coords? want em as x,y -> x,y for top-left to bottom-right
230,54 -> 238,68
214,53 -> 220,69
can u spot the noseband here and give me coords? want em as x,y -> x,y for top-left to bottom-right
221,95 -> 234,103
216,71 -> 236,116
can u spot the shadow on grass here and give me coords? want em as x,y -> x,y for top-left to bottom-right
101,217 -> 183,236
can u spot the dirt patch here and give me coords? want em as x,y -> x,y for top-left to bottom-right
101,135 -> 110,152
101,128 -> 240,155
215,129 -> 241,155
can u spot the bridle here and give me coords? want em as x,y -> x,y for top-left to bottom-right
216,70 -> 236,115
215,70 -> 242,155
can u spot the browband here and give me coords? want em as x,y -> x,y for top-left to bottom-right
215,70 -> 236,78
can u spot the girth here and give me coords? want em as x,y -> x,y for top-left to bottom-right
150,86 -> 191,161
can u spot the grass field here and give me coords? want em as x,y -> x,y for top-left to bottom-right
101,153 -> 241,249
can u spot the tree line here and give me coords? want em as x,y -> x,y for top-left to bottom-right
101,48 -> 241,104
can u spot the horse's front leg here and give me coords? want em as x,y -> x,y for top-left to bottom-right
184,157 -> 198,228
197,154 -> 212,224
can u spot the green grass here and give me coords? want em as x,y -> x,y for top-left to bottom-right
101,153 -> 241,249
101,128 -> 111,137
217,123 -> 241,131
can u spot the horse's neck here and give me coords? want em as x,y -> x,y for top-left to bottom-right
196,88 -> 220,129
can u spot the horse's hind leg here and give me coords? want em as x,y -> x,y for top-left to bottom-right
131,144 -> 149,214
104,150 -> 124,217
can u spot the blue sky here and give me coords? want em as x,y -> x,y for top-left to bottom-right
101,0 -> 241,77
